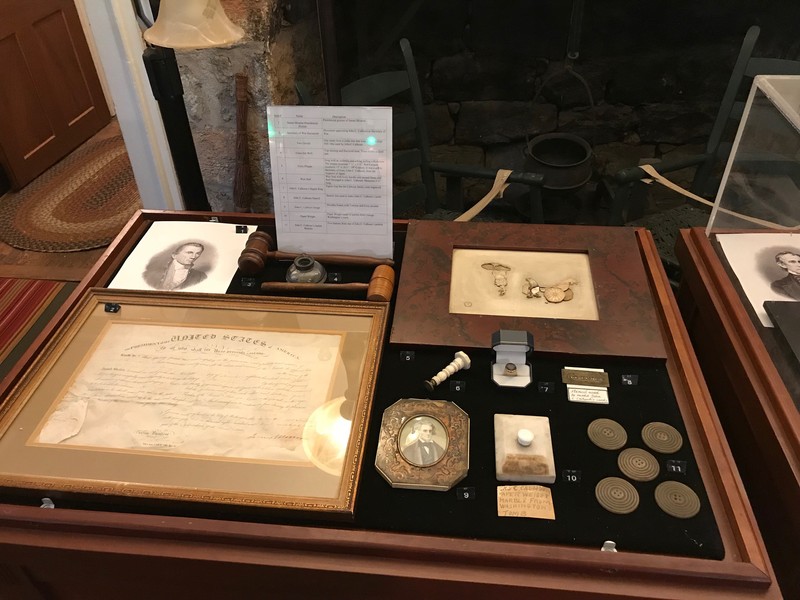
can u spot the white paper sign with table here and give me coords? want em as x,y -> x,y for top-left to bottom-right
267,105 -> 393,259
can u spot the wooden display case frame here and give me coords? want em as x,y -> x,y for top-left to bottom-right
0,211 -> 782,599
676,227 -> 800,597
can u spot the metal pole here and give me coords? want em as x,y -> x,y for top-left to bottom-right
142,46 -> 211,211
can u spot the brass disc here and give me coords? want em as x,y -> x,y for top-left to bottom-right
543,287 -> 565,302
563,288 -> 574,301
641,422 -> 683,454
654,481 -> 701,519
595,477 -> 639,515
618,447 -> 660,481
587,418 -> 627,450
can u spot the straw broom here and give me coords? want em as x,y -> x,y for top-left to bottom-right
233,71 -> 252,213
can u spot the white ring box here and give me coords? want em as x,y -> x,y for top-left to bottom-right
491,329 -> 533,388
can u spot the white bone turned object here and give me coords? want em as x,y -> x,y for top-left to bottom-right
424,351 -> 471,392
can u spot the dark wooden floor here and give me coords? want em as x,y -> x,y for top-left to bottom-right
0,243 -> 104,282
0,120 -> 124,282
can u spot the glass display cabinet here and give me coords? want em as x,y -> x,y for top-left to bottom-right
707,74 -> 800,231
0,210 -> 784,599
675,73 -> 800,599
676,226 -> 800,599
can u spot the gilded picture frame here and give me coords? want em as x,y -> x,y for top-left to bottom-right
0,289 -> 388,518
375,399 -> 469,491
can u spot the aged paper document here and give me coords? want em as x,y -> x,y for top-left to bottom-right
36,323 -> 342,463
497,485 -> 556,520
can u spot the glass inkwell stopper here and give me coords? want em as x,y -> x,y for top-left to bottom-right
286,254 -> 327,283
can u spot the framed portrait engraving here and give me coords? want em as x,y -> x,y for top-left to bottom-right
375,399 -> 469,491
108,220 -> 252,294
392,221 -> 664,358
715,231 -> 800,327
0,289 -> 388,518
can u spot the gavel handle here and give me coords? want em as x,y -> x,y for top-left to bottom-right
267,251 -> 393,267
261,264 -> 394,302
261,282 -> 368,294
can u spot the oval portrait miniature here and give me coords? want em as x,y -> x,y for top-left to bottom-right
398,415 -> 449,467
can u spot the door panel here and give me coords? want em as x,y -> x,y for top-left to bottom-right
0,0 -> 111,190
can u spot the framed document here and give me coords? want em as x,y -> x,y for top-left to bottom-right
0,290 -> 388,518
392,221 -> 664,357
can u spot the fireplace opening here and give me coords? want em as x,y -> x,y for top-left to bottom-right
279,0 -> 800,223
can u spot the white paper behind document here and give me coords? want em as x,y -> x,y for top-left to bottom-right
268,106 -> 393,259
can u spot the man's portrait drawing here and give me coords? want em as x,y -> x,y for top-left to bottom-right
770,250 -> 800,301
399,416 -> 448,467
143,241 -> 210,291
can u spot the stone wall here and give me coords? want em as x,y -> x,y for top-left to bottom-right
173,0 -> 323,213
334,0 -> 800,214
174,0 -> 799,215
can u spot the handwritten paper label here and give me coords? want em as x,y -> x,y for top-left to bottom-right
567,386 -> 609,404
497,485 -> 555,520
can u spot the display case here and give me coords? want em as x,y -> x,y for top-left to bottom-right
676,227 -> 800,598
707,75 -> 800,231
0,211 -> 782,599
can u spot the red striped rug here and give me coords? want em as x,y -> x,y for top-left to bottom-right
0,278 -> 75,379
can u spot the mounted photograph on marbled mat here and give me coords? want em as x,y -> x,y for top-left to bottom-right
392,220 -> 664,358
449,248 -> 598,321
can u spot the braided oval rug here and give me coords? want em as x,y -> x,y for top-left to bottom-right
0,135 -> 141,252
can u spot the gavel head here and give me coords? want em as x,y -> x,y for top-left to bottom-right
367,264 -> 395,302
238,231 -> 276,274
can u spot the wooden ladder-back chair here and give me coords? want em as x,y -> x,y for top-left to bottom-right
605,25 -> 800,285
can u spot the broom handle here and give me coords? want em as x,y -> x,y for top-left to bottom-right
233,72 -> 252,213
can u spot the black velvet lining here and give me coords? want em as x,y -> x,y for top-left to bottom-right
0,240 -> 721,560
229,245 -> 722,559
28,340 -> 723,562
355,344 -> 724,560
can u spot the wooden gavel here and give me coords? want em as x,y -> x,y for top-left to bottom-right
260,264 -> 395,302
239,231 -> 394,275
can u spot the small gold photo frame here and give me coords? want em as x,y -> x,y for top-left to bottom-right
375,399 -> 469,491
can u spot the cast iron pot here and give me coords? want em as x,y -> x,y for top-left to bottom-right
524,133 -> 593,191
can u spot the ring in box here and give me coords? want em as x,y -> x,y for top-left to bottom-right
491,330 -> 533,388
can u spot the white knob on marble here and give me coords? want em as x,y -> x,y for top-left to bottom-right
517,428 -> 534,447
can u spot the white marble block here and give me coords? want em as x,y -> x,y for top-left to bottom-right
494,414 -> 556,484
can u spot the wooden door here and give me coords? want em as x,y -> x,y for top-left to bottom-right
0,0 -> 111,190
